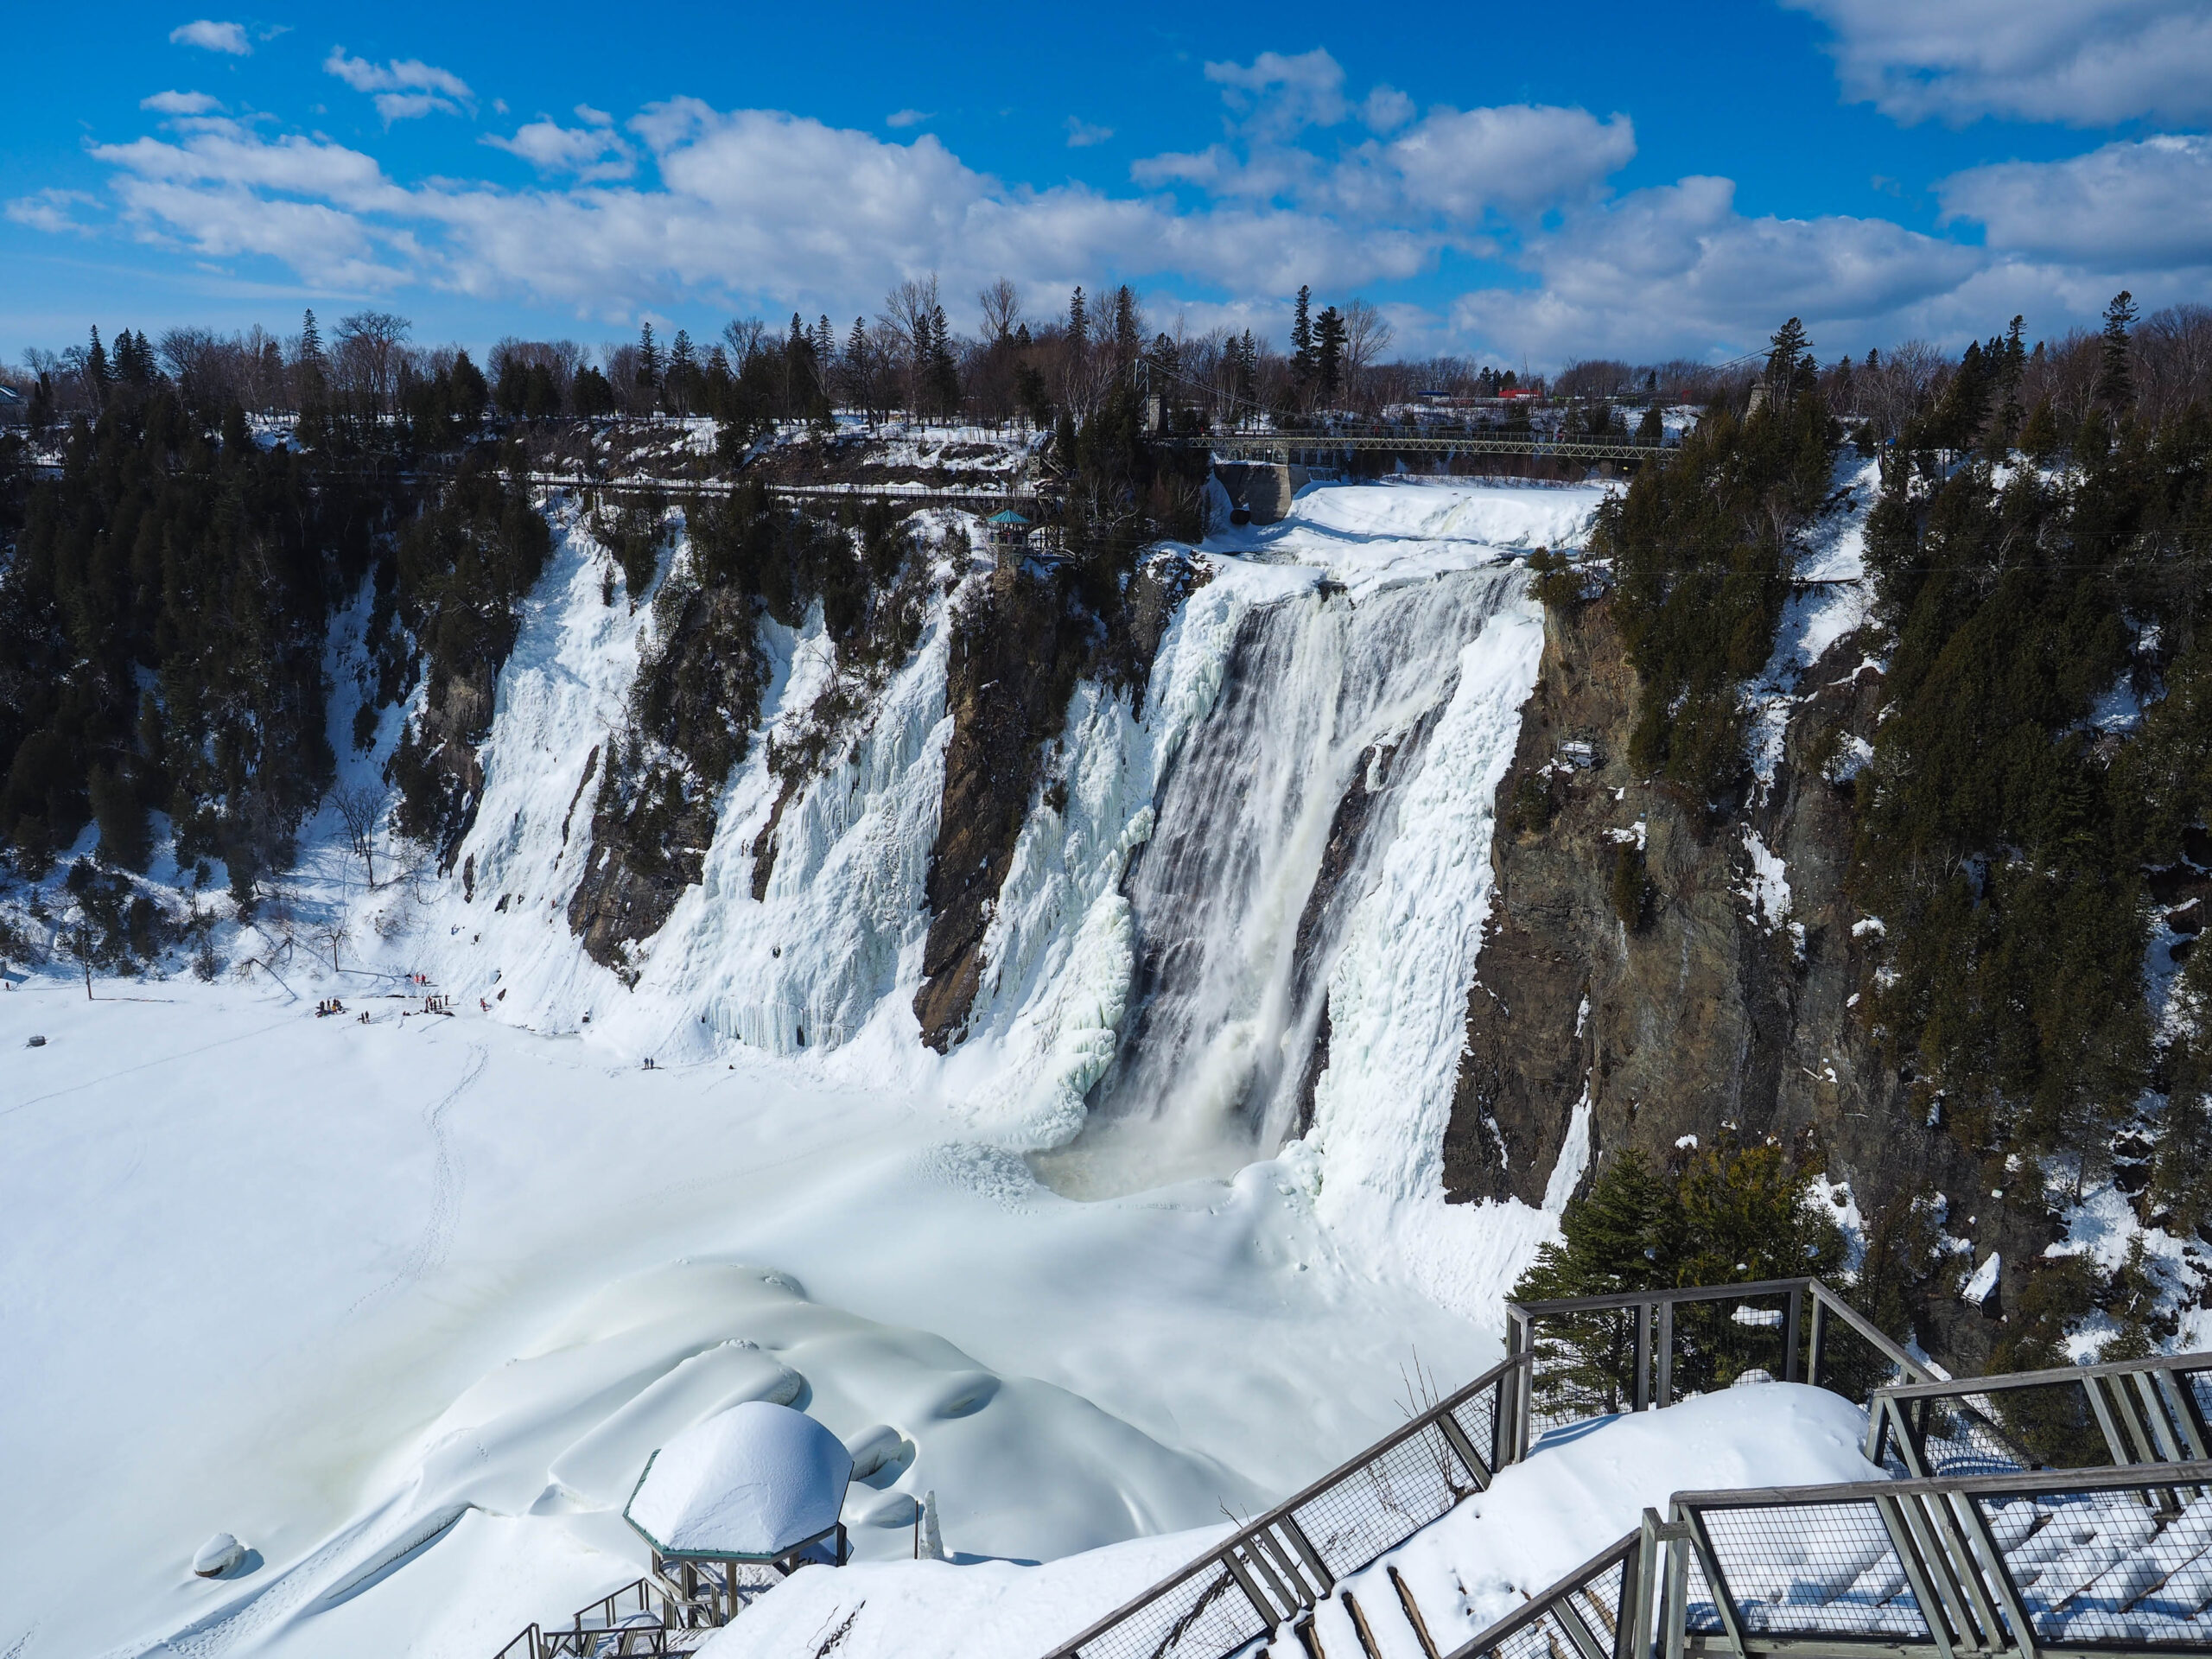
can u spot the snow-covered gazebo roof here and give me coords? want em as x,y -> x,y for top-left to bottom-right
624,1402 -> 854,1562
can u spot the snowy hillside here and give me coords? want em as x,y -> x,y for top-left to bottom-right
2,475 -> 1622,1659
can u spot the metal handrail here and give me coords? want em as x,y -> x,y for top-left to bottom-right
1505,1278 -> 1934,1451
1868,1350 -> 2212,1478
1040,1351 -> 1528,1659
1443,1529 -> 1647,1659
1450,1461 -> 2212,1659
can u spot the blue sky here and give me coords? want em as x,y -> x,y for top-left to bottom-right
4,0 -> 2208,366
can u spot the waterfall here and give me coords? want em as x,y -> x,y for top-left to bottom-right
1033,563 -> 1522,1197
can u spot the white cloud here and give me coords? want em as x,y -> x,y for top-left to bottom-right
323,48 -> 474,120
1450,175 -> 1984,361
1783,0 -> 2212,125
884,109 -> 931,129
141,90 -> 223,115
1357,104 -> 1636,219
1361,86 -> 1415,135
1204,48 -> 1349,136
1940,133 -> 2212,268
68,97 -> 1428,315
484,118 -> 636,181
168,20 -> 249,55
1135,101 -> 1632,227
1065,118 -> 1114,148
5,189 -> 99,236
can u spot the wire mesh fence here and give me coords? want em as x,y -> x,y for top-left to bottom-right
1449,1535 -> 1639,1659
1046,1355 -> 1522,1659
1658,1464 -> 2212,1659
1058,1557 -> 1269,1659
1688,1500 -> 1929,1641
1871,1355 -> 2212,1480
1974,1482 -> 2212,1647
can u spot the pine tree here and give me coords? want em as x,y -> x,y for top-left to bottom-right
928,302 -> 959,418
1765,317 -> 1811,398
846,317 -> 872,422
635,321 -> 662,397
1068,286 -> 1087,353
88,766 -> 151,872
2019,397 -> 2061,465
1289,285 -> 1315,398
1112,284 -> 1138,367
85,326 -> 111,409
1314,305 -> 1346,404
2097,290 -> 2138,412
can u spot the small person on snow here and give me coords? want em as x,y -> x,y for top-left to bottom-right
480,998 -> 488,1013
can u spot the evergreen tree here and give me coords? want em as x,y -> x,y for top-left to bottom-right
2097,289 -> 2138,411
89,765 -> 151,872
296,308 -> 327,407
1289,285 -> 1315,398
1314,305 -> 1346,404
635,321 -> 662,398
1112,285 -> 1139,366
927,302 -> 959,417
85,327 -> 111,409
2019,397 -> 2061,464
666,328 -> 697,414
1068,286 -> 1087,353
1765,316 -> 1811,397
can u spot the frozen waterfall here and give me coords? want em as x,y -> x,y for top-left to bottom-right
1033,562 -> 1524,1197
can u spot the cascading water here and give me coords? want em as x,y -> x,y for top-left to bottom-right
1032,562 -> 1524,1198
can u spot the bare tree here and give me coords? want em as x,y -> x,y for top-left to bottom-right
332,782 -> 389,889
978,277 -> 1021,343
333,311 -> 412,415
721,317 -> 767,366
62,916 -> 96,1000
879,276 -> 942,416
1343,300 -> 1394,407
321,918 -> 349,972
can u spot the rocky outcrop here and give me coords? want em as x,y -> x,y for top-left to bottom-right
912,562 -> 1092,1050
569,580 -> 766,976
1447,592 -> 2049,1375
913,550 -> 1201,1052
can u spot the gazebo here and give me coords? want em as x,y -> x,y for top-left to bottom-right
985,508 -> 1032,551
625,1401 -> 854,1583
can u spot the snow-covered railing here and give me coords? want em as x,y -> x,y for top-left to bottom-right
1506,1278 -> 1933,1450
1452,1460 -> 2212,1659
1041,1351 -> 1528,1659
1868,1351 -> 2212,1479
491,1555 -> 781,1659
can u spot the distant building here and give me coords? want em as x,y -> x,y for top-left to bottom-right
0,385 -> 27,427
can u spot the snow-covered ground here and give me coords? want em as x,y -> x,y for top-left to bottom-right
702,1384 -> 1884,1659
1,478 -> 1615,1659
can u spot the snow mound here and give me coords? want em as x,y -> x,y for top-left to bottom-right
626,1402 -> 852,1558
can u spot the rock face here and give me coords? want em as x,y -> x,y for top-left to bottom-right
569,582 -> 766,974
912,562 -> 1094,1051
1446,594 -> 2043,1374
912,550 -> 1198,1052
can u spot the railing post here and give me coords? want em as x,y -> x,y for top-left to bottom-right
1636,1300 -> 1653,1412
1662,1512 -> 1688,1659
1656,1300 -> 1674,1409
1806,1289 -> 1827,1391
1783,1287 -> 1802,1383
1635,1510 -> 1662,1659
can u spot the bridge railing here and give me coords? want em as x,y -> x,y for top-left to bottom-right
1506,1278 -> 1935,1454
1040,1351 -> 1527,1659
1450,1460 -> 2212,1659
1867,1351 -> 2212,1479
